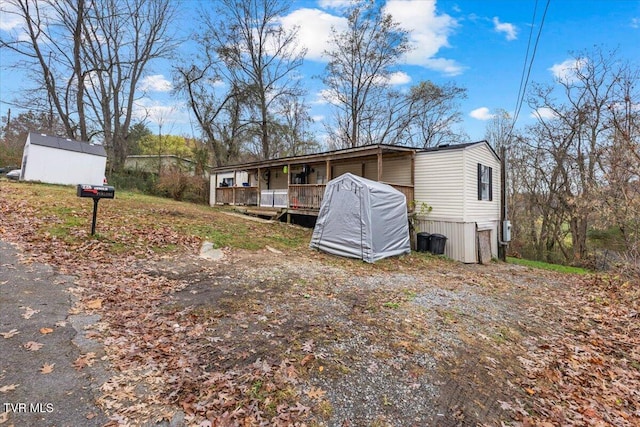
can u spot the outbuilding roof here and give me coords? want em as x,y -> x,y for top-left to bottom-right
28,133 -> 107,157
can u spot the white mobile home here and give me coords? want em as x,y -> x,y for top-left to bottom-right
208,142 -> 503,264
414,141 -> 501,263
20,133 -> 107,186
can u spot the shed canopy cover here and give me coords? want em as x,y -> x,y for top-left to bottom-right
310,173 -> 410,263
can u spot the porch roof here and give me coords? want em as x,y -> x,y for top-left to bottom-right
210,144 -> 418,173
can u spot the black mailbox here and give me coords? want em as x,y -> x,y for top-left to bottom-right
76,184 -> 115,235
77,184 -> 115,199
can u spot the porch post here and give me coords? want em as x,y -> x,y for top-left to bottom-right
233,170 -> 237,204
377,147 -> 383,181
411,152 -> 415,186
287,163 -> 291,208
257,167 -> 261,207
325,160 -> 331,181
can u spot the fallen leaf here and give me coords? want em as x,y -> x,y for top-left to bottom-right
0,329 -> 19,339
300,354 -> 315,366
24,341 -> 44,351
85,299 -> 103,309
0,411 -> 8,424
39,327 -> 54,335
0,384 -> 19,393
305,386 -> 326,400
40,363 -> 55,374
301,339 -> 314,353
73,352 -> 96,370
21,306 -> 40,319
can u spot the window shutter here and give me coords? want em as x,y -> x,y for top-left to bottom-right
477,163 -> 482,200
488,166 -> 493,201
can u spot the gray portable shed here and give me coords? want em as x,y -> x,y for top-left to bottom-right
310,173 -> 411,263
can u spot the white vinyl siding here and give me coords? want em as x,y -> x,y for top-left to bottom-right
414,220 -> 477,263
381,156 -> 412,185
332,163 -> 361,178
414,151 -> 465,221
269,168 -> 288,189
463,145 -> 500,223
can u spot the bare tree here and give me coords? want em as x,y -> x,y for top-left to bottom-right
197,0 -> 306,160
406,81 -> 468,148
322,1 -> 410,148
1,0 -> 179,170
484,108 -> 512,151
523,47 -> 636,264
273,95 -> 318,157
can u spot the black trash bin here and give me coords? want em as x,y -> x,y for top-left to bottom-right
429,234 -> 447,255
417,232 -> 430,252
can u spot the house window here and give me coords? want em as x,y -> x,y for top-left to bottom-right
477,163 -> 492,201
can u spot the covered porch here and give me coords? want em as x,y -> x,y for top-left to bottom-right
210,144 -> 416,215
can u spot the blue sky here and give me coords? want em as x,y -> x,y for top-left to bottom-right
1,0 -> 639,144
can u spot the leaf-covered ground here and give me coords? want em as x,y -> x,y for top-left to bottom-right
0,181 -> 638,426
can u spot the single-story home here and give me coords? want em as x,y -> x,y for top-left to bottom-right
20,133 -> 107,186
209,141 -> 505,263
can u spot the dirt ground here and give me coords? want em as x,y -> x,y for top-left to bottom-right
111,247 -> 575,426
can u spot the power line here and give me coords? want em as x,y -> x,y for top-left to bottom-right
509,0 -> 551,140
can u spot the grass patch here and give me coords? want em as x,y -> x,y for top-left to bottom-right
507,257 -> 590,274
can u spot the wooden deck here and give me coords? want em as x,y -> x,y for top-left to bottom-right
217,183 -> 414,215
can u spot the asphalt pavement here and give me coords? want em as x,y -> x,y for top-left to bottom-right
0,239 -> 109,426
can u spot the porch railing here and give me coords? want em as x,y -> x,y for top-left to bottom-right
260,189 -> 288,208
289,184 -> 326,210
215,183 -> 413,212
215,186 -> 258,205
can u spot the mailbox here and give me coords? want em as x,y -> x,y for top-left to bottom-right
77,184 -> 115,199
77,184 -> 115,235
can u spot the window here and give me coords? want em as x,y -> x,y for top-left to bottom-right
477,163 -> 492,201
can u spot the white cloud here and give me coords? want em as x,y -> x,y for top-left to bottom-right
0,5 -> 22,32
531,107 -> 557,120
279,8 -> 347,61
133,98 -> 190,128
549,58 -> 588,83
316,88 -> 342,105
140,75 -> 172,92
386,71 -> 411,85
311,114 -> 325,123
469,107 -> 495,121
383,0 -> 462,74
631,17 -> 639,29
318,0 -> 353,10
283,1 -> 462,74
492,17 -> 517,41
422,57 -> 465,76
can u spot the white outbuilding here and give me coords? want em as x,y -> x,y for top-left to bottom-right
20,133 -> 107,186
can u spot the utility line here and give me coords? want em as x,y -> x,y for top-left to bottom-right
509,0 -> 551,140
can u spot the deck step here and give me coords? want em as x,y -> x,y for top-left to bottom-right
244,208 -> 282,219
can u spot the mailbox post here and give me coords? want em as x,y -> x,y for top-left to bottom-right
77,184 -> 115,235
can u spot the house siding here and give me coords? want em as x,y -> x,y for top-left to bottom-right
414,151 -> 465,221
332,163 -> 361,178
415,220 -> 477,263
463,145 -> 501,223
381,157 -> 412,185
